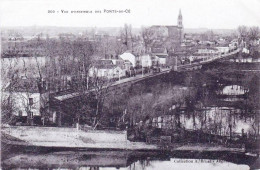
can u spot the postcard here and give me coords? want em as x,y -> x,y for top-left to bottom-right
1,0 -> 259,169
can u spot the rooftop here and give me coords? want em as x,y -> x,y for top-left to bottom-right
92,59 -> 114,65
151,47 -> 167,54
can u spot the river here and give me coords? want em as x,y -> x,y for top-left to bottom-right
1,150 -> 256,170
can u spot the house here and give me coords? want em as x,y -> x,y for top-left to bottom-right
242,48 -> 250,54
110,58 -> 127,70
89,59 -> 126,79
215,46 -> 230,54
123,60 -> 133,71
235,58 -> 253,63
199,41 -> 216,46
257,39 -> 260,45
230,39 -> 239,46
119,52 -> 137,67
3,78 -> 49,125
216,38 -> 229,46
229,43 -> 237,51
151,47 -> 168,67
197,47 -> 219,55
157,56 -> 167,67
140,54 -> 152,68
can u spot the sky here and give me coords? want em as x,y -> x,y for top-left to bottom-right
0,0 -> 260,29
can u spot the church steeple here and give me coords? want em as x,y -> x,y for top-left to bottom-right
178,9 -> 183,28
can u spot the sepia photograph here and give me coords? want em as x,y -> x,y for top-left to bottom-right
0,0 -> 260,169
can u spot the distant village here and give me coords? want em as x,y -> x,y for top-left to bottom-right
1,10 -> 260,127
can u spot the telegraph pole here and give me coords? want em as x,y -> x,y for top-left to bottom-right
174,56 -> 178,71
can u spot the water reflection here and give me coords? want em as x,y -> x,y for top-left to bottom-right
221,85 -> 248,95
1,151 -> 253,170
126,158 -> 249,170
153,106 -> 255,136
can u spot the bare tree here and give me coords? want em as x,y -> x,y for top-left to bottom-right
114,38 -> 127,57
90,70 -> 112,129
248,26 -> 260,41
201,30 -> 214,41
121,24 -> 133,51
72,39 -> 94,91
237,25 -> 249,41
141,27 -> 155,53
128,24 -> 134,52
1,58 -> 20,125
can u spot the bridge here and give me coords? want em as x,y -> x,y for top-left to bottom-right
51,48 -> 241,102
175,48 -> 241,71
52,68 -> 171,102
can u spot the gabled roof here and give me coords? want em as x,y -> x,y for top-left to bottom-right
91,59 -> 119,70
92,59 -> 114,65
120,52 -> 136,57
93,64 -> 116,69
151,47 -> 167,54
156,55 -> 167,58
197,47 -> 218,51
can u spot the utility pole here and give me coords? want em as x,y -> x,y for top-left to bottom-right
118,70 -> 121,81
142,65 -> 144,77
174,56 -> 178,71
141,59 -> 144,77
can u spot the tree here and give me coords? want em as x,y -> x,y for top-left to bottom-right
237,25 -> 249,42
97,34 -> 116,58
1,57 -> 20,125
114,38 -> 127,57
72,39 -> 94,91
90,71 -> 112,129
121,24 -> 133,51
249,26 -> 260,41
141,27 -> 155,53
201,30 -> 214,41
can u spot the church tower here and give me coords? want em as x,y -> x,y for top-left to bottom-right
178,9 -> 183,28
177,9 -> 184,42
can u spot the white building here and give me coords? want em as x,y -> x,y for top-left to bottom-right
235,58 -> 253,63
123,60 -> 133,71
3,78 -> 49,120
151,47 -> 168,67
140,54 -> 152,67
157,56 -> 167,66
119,52 -> 137,67
215,47 -> 230,54
242,48 -> 250,54
89,64 -> 125,79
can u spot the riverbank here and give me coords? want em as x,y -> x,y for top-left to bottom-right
1,126 -> 249,153
1,126 -> 157,151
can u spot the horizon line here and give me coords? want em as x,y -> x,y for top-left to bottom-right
1,25 -> 247,30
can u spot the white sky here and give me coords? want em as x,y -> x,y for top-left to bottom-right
0,0 -> 260,29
